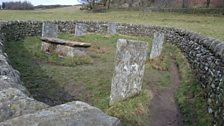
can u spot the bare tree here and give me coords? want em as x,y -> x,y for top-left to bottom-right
182,0 -> 189,8
206,0 -> 210,8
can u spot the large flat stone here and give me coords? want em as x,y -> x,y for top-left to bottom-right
0,101 -> 121,126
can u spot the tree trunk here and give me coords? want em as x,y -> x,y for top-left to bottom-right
108,0 -> 111,9
206,0 -> 210,8
182,0 -> 188,8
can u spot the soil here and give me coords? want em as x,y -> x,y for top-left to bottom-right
149,60 -> 184,126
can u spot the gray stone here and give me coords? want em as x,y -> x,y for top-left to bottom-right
0,88 -> 48,122
42,22 -> 58,38
75,23 -> 87,36
150,32 -> 165,59
41,37 -> 91,57
108,23 -> 117,35
0,101 -> 121,126
110,39 -> 148,105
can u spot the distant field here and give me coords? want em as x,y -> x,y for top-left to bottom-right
0,6 -> 224,40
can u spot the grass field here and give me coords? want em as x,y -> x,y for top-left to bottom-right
0,7 -> 224,40
5,33 -> 212,125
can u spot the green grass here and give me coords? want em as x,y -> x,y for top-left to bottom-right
174,46 -> 213,126
0,7 -> 224,40
5,32 -> 212,125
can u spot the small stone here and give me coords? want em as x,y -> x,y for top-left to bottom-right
75,23 -> 87,36
42,22 -> 58,38
150,32 -> 165,59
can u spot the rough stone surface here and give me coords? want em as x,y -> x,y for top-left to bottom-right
0,101 -> 121,126
41,38 -> 91,57
108,23 -> 117,35
150,32 -> 165,59
0,21 -> 121,126
42,22 -> 58,38
110,39 -> 148,105
75,23 -> 87,36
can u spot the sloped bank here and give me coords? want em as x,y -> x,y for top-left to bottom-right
0,20 -> 223,125
0,22 -> 120,126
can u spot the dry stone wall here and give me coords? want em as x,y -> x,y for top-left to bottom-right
0,20 -> 224,125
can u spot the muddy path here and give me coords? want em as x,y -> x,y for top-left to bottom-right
149,60 -> 184,126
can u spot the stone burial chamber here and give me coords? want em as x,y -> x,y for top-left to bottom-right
41,37 -> 91,57
41,22 -> 91,57
0,21 -> 121,126
0,20 -> 224,125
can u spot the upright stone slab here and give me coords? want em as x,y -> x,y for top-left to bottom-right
149,32 -> 165,59
107,23 -> 117,35
42,22 -> 58,38
75,23 -> 87,36
110,39 -> 148,105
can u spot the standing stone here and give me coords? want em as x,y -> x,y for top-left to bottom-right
42,22 -> 58,38
75,23 -> 87,36
107,23 -> 117,35
149,32 -> 165,59
110,39 -> 148,105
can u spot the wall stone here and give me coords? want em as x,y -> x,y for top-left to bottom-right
0,20 -> 223,125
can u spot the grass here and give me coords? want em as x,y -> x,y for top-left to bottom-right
5,32 -> 213,125
174,46 -> 213,126
0,7 -> 224,40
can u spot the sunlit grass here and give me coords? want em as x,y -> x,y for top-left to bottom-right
0,7 -> 224,39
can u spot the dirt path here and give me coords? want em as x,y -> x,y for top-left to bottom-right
149,61 -> 184,126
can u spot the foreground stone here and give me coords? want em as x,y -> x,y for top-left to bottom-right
0,88 -> 48,122
75,23 -> 87,36
42,22 -> 58,38
110,39 -> 148,105
41,37 -> 91,57
149,32 -> 165,59
0,101 -> 121,126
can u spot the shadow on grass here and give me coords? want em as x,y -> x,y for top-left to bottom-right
5,37 -> 75,106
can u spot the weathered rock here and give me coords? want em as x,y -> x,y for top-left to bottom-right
42,22 -> 58,38
108,23 -> 117,35
41,37 -> 91,57
0,101 -> 121,126
150,32 -> 165,59
110,39 -> 148,105
75,23 -> 87,36
0,75 -> 28,94
0,88 -> 48,122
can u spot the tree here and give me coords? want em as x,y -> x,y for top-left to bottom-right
206,0 -> 210,8
78,0 -> 100,9
2,2 -> 5,9
79,0 -> 111,10
182,0 -> 189,8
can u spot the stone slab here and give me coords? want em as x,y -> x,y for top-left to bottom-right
149,32 -> 165,59
42,22 -> 58,38
75,23 -> 88,36
110,39 -> 148,105
108,23 -> 117,35
0,101 -> 121,126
